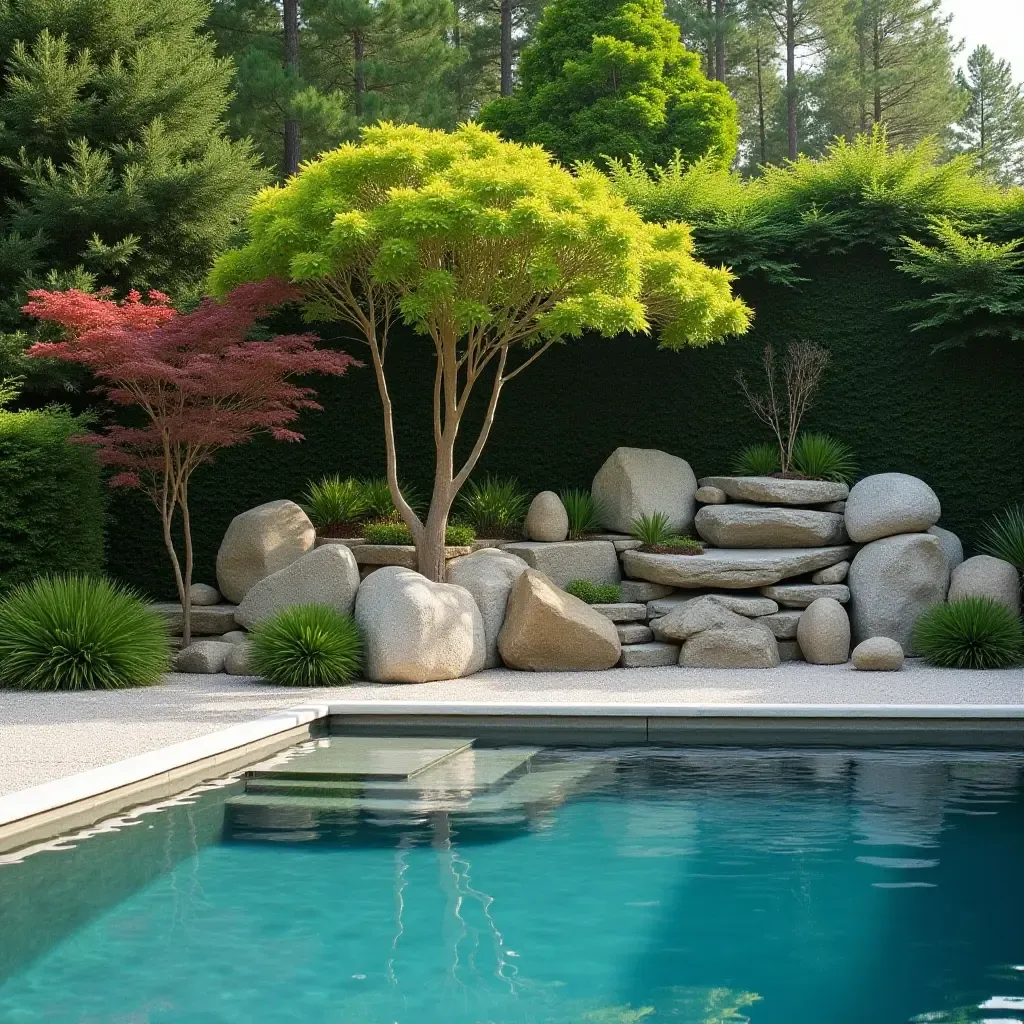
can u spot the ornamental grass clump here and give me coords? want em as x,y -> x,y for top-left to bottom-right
249,605 -> 362,686
733,442 -> 780,476
561,489 -> 605,539
792,433 -> 856,484
301,475 -> 368,536
631,512 -> 673,546
913,597 -> 1024,669
458,475 -> 530,537
565,580 -> 621,604
979,505 -> 1024,571
0,575 -> 171,690
360,477 -> 425,521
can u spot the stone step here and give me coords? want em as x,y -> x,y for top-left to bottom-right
698,475 -> 850,506
647,591 -> 778,619
618,642 -> 680,667
152,602 -> 239,636
619,580 -> 674,603
349,544 -> 472,568
695,503 -> 848,548
623,546 -> 854,590
590,602 -> 647,622
759,583 -> 851,608
617,623 -> 654,644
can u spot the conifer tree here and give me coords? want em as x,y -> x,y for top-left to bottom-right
479,0 -> 739,168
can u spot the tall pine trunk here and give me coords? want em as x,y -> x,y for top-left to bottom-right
354,32 -> 366,116
785,0 -> 797,160
705,0 -> 714,78
283,0 -> 301,176
755,39 -> 767,164
714,0 -> 726,82
500,0 -> 513,96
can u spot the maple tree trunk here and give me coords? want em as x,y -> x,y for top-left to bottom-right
283,0 -> 301,176
161,505 -> 191,650
500,0 -> 513,97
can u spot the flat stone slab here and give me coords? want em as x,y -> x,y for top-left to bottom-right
617,623 -> 654,644
695,504 -> 848,548
623,546 -> 854,590
591,602 -> 647,622
618,642 -> 680,667
760,583 -> 851,608
647,591 -> 779,619
760,610 -> 803,639
350,544 -> 473,567
153,603 -> 239,636
698,476 -> 849,506
620,580 -> 674,603
502,540 -> 620,588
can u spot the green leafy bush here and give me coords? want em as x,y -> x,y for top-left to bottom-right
631,512 -> 673,546
301,474 -> 367,533
913,597 -> 1024,669
0,399 -> 104,593
249,604 -> 363,686
560,488 -> 605,539
363,518 -> 475,546
979,505 -> 1024,570
0,575 -> 170,690
792,433 -> 856,484
565,579 -> 622,604
359,477 -> 425,520
733,443 -> 781,476
458,475 -> 529,537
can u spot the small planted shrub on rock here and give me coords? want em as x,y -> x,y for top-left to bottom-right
565,579 -> 622,604
301,475 -> 368,536
913,597 -> 1024,669
733,443 -> 780,477
0,575 -> 171,690
560,488 -> 605,539
458,475 -> 529,538
363,518 -> 475,546
249,604 -> 363,686
792,433 -> 856,485
631,512 -> 673,547
979,505 -> 1024,571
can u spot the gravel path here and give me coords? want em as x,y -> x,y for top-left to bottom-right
1,662 -> 1022,795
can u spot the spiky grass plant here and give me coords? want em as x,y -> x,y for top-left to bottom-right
0,575 -> 171,690
301,474 -> 368,533
979,505 -> 1024,571
565,580 -> 622,604
249,605 -> 363,686
631,512 -> 673,546
560,488 -> 605,539
457,475 -> 530,537
792,432 -> 856,484
733,443 -> 780,476
359,477 -> 425,520
913,597 -> 1023,669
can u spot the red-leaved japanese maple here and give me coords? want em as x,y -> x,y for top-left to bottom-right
24,280 -> 357,646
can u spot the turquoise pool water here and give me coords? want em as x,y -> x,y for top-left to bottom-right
1,746 -> 1022,1023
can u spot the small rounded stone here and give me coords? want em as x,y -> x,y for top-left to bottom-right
695,485 -> 727,504
852,636 -> 905,671
524,490 -> 569,542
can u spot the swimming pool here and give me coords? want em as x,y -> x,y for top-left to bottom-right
1,742 -> 1022,1023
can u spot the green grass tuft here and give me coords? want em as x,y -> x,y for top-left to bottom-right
301,474 -> 368,529
362,518 -> 475,546
560,488 -> 606,539
249,604 -> 363,686
565,579 -> 622,604
913,597 -> 1023,669
0,574 -> 171,690
458,475 -> 529,537
979,505 -> 1024,571
733,443 -> 780,476
359,477 -> 425,520
792,432 -> 856,484
631,512 -> 673,546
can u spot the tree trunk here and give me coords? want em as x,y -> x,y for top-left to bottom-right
417,499 -> 452,582
283,0 -> 301,177
785,0 -> 797,161
714,0 -> 726,82
872,16 -> 882,124
500,0 -> 513,96
705,0 -> 714,79
755,39 -> 767,164
354,32 -> 366,117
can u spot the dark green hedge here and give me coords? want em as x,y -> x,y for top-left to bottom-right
104,247 -> 1024,598
0,406 -> 104,591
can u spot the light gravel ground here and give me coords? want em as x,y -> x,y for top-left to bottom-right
1,661 -> 1022,796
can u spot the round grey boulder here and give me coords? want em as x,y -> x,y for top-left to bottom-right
796,597 -> 850,665
175,640 -> 233,674
948,555 -> 1021,615
355,566 -> 486,683
927,525 -> 964,572
224,642 -> 253,676
524,491 -> 569,542
844,473 -> 941,543
234,543 -> 360,630
852,637 -> 905,671
848,533 -> 950,653
592,447 -> 697,535
189,583 -> 222,606
216,499 -> 315,603
446,547 -> 530,668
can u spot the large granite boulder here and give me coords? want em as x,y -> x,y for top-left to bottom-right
697,476 -> 848,506
216,500 -> 315,603
234,543 -> 360,629
695,504 -> 848,548
524,491 -> 569,542
622,546 -> 854,589
679,623 -> 780,668
446,547 -> 530,668
844,473 -> 941,543
796,598 -> 850,665
497,569 -> 621,671
355,566 -> 486,683
852,637 -> 905,671
927,526 -> 964,572
948,555 -> 1021,615
650,595 -> 750,642
592,447 -> 697,535
848,533 -> 950,653
502,540 -> 620,588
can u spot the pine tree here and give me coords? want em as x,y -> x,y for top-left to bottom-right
0,0 -> 267,319
479,0 -> 739,168
954,45 -> 1024,185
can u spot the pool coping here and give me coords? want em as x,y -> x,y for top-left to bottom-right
2,698 -> 1022,853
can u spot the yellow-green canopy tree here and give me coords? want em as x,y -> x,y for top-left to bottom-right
209,122 -> 751,581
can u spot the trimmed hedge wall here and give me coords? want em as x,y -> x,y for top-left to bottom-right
0,407 -> 104,591
105,247 -> 1024,598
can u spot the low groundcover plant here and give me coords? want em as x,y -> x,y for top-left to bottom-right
565,580 -> 622,604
